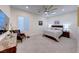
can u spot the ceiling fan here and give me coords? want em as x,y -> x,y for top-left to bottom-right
44,5 -> 57,14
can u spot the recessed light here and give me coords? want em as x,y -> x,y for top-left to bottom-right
52,12 -> 56,14
26,6 -> 29,9
62,9 -> 65,11
44,12 -> 48,14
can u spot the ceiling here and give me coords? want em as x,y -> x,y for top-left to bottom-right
11,5 -> 77,17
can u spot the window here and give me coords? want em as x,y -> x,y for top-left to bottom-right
0,11 -> 5,30
25,16 -> 30,32
18,16 -> 24,31
63,24 -> 71,31
18,16 -> 30,32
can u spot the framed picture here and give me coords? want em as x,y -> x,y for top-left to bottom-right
39,21 -> 43,26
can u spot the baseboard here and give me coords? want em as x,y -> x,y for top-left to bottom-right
29,33 -> 43,37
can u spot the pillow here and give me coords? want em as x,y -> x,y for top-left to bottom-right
55,28 -> 63,30
51,27 -> 63,30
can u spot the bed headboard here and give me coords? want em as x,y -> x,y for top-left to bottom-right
51,25 -> 63,31
51,25 -> 63,28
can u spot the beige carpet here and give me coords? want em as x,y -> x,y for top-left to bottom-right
17,34 -> 77,53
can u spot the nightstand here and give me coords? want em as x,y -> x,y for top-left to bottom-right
62,31 -> 70,38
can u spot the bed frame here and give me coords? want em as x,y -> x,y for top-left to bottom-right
43,25 -> 63,42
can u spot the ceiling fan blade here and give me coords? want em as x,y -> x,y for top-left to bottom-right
38,5 -> 57,14
48,5 -> 53,10
47,5 -> 57,12
52,8 -> 57,10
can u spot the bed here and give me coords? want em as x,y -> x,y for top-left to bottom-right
43,25 -> 64,42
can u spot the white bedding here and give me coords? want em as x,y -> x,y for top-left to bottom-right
0,31 -> 10,41
43,29 -> 63,41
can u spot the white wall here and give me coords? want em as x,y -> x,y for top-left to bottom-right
76,27 -> 79,52
46,11 -> 77,27
42,11 -> 77,33
0,5 -> 11,18
39,12 -> 77,34
10,8 -> 41,36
